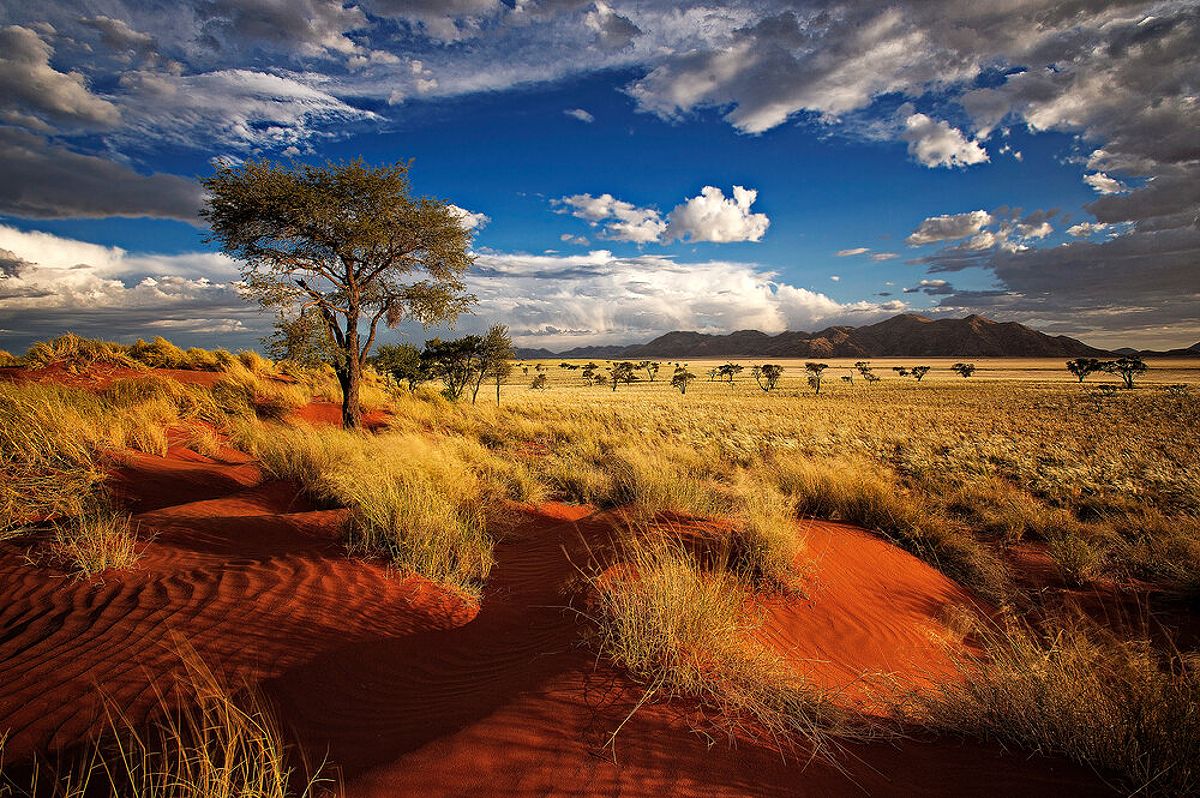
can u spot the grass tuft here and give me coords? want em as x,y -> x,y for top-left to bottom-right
908,611 -> 1200,797
52,509 -> 142,576
586,537 -> 870,760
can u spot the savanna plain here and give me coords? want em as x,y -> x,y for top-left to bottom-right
1,336 -> 1198,797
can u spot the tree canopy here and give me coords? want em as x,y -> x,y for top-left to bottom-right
202,158 -> 475,428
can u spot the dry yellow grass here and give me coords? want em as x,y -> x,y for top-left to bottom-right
0,646 -> 328,797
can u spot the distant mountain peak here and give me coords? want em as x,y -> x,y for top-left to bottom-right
515,313 -> 1112,360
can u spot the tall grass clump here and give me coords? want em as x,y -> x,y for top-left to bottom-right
247,423 -> 494,596
51,509 -> 142,576
766,455 -> 1009,600
125,337 -> 232,371
0,649 -> 328,797
0,380 -> 201,527
0,349 -> 17,367
211,370 -> 308,421
910,612 -> 1200,797
22,334 -> 142,373
587,538 -> 867,760
600,444 -> 727,516
727,477 -> 809,595
1,383 -> 111,524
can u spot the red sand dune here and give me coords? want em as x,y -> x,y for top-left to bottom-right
0,373 -> 1112,795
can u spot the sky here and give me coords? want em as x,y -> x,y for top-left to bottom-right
0,0 -> 1197,353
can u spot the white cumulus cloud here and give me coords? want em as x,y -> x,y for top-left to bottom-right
902,112 -> 988,169
664,185 -> 769,243
1084,172 -> 1128,195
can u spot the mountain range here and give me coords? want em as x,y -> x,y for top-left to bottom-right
514,314 -> 1123,360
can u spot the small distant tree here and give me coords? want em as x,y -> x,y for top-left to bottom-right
421,336 -> 480,401
469,325 -> 514,404
804,362 -> 829,394
840,374 -> 853,384
854,361 -> 873,380
892,366 -> 910,377
1066,357 -> 1104,383
638,360 -> 661,382
369,342 -> 427,391
581,362 -> 599,385
752,364 -> 784,392
202,158 -> 474,429
608,361 -> 637,392
592,372 -> 608,387
911,365 -> 931,382
671,365 -> 696,395
864,372 -> 881,384
951,362 -> 976,378
530,372 -> 548,390
716,363 -> 744,384
1103,356 -> 1147,389
707,367 -> 719,382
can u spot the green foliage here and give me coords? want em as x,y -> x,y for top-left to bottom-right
422,336 -> 482,401
670,365 -> 696,394
804,361 -> 828,394
752,363 -> 784,392
370,342 -> 428,391
202,157 -> 476,428
951,362 -> 976,378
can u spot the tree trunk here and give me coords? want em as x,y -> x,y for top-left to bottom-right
341,317 -> 363,430
337,363 -> 363,430
495,375 -> 501,405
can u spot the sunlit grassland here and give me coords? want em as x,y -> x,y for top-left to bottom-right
391,357 -> 1200,598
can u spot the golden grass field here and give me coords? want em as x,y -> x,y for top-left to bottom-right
2,337 -> 1199,796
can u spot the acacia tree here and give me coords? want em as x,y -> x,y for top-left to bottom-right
638,360 -> 661,382
202,158 -> 474,429
804,362 -> 828,394
752,364 -> 784,392
422,336 -> 480,400
369,342 -> 426,391
911,365 -> 931,382
608,361 -> 637,391
1104,356 -> 1148,389
671,365 -> 696,394
952,362 -> 977,378
469,325 -> 514,405
716,363 -> 744,384
1067,357 -> 1104,383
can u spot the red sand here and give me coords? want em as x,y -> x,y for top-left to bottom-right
0,367 -> 1113,796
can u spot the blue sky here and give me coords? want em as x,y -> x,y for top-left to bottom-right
0,2 -> 1197,351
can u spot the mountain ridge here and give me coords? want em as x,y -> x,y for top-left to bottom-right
514,313 -> 1114,360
